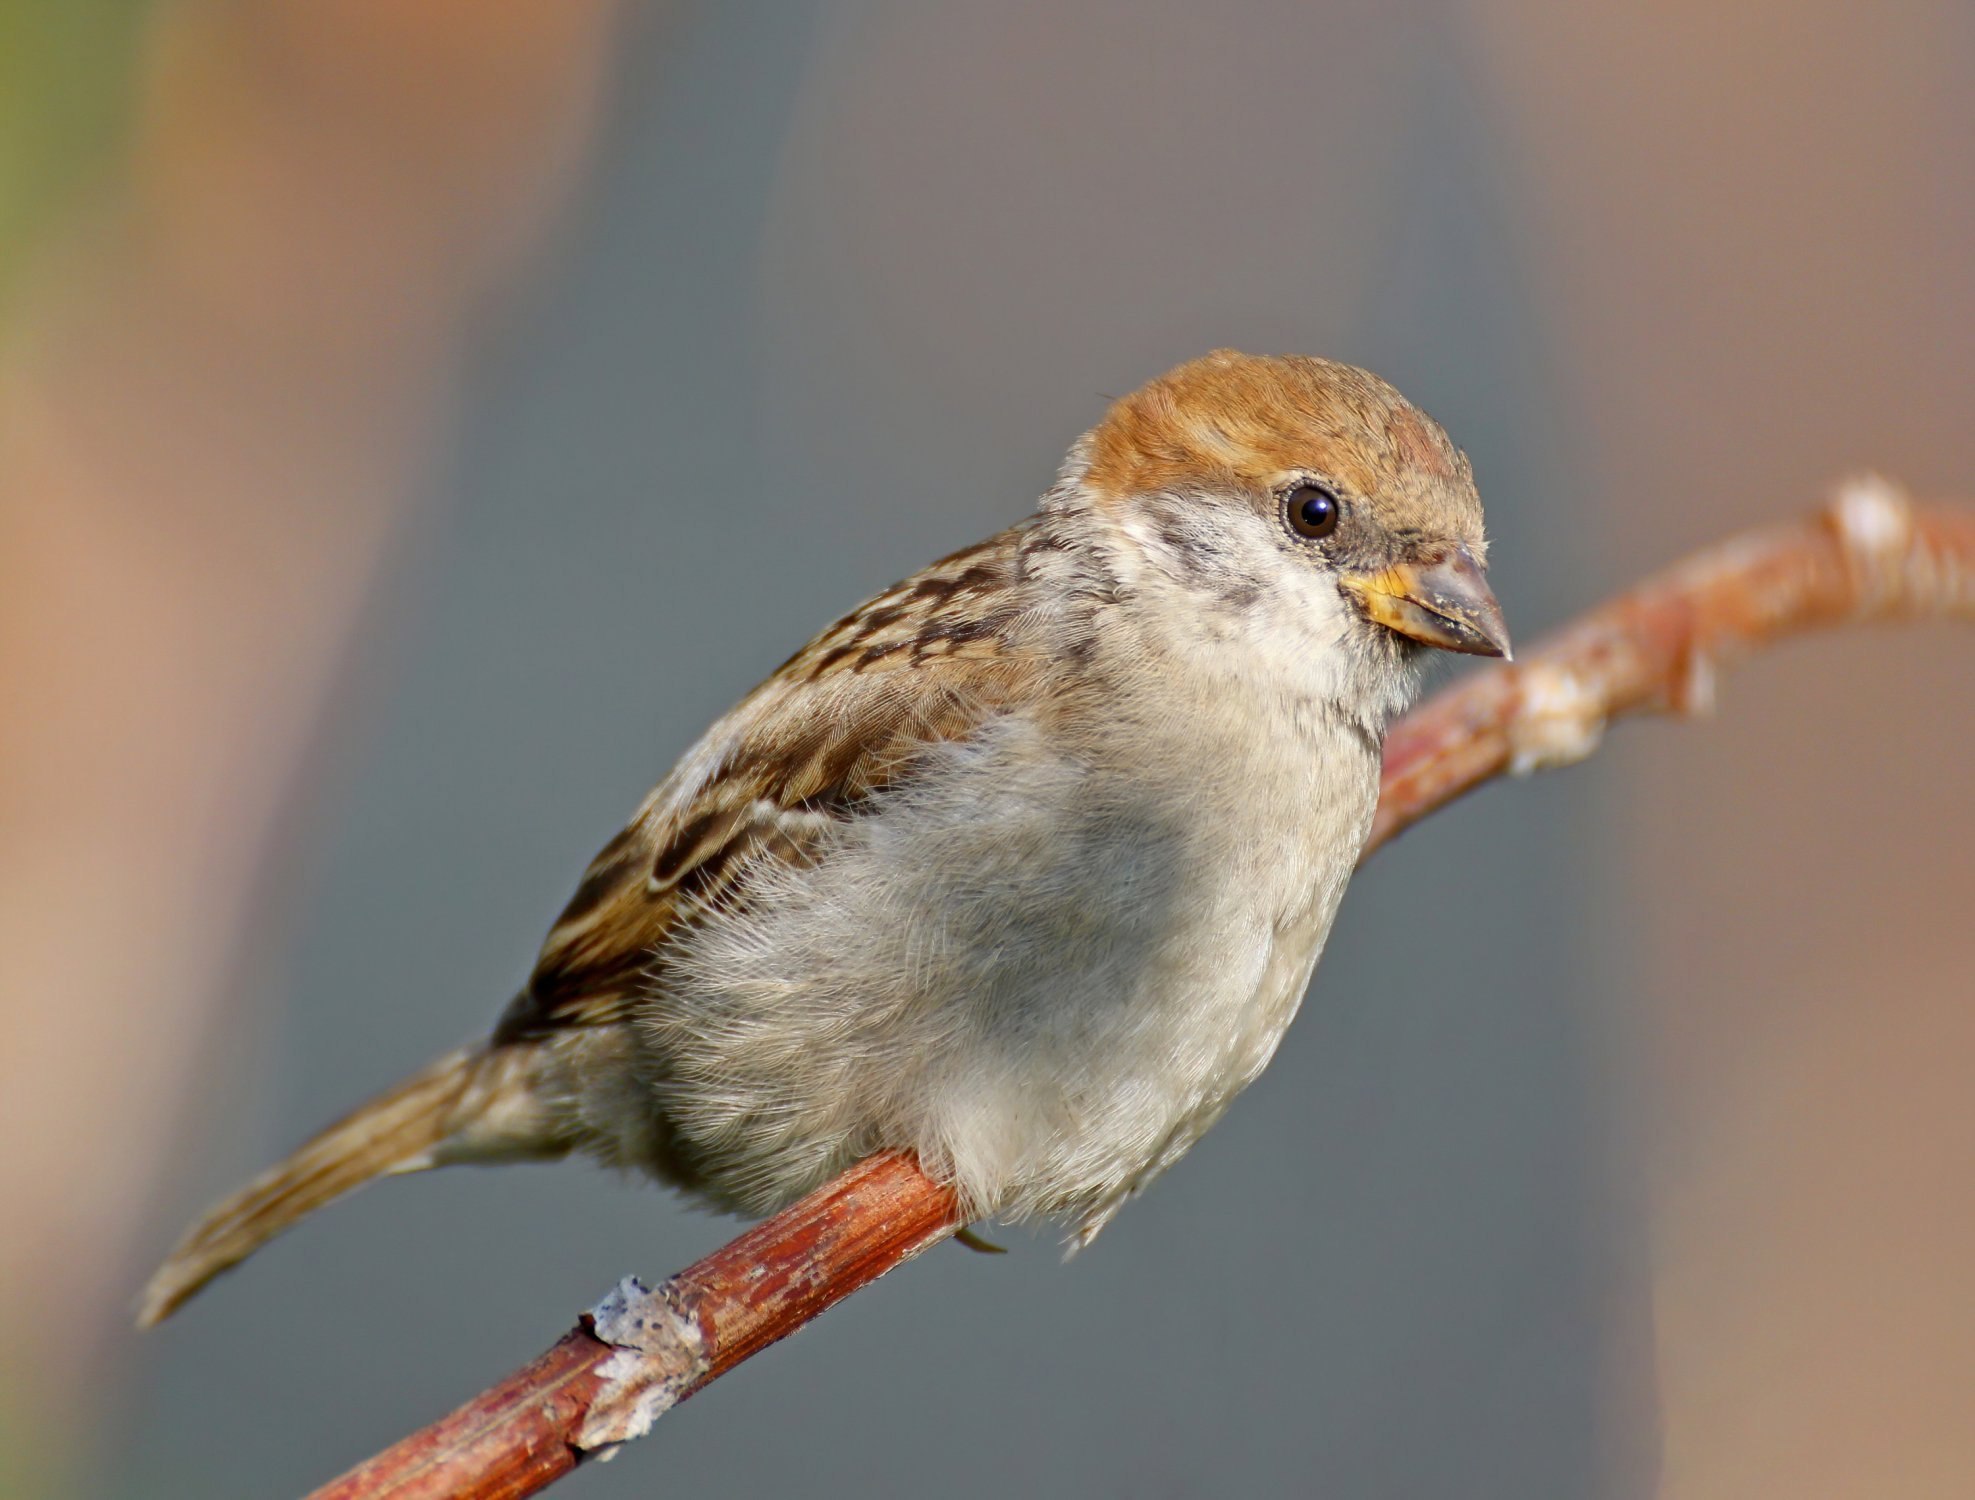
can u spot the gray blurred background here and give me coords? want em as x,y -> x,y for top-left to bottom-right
3,3 -> 1970,1497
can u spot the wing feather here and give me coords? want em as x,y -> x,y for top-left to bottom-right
492,522 -> 1048,1044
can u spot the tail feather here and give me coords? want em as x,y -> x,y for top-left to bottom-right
138,1045 -> 561,1328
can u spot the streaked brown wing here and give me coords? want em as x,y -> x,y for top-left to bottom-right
491,524 -> 1040,1045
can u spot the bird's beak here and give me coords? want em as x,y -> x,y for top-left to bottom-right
1341,545 -> 1512,659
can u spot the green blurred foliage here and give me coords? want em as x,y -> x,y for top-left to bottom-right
0,0 -> 152,308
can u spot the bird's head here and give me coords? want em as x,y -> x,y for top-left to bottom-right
1056,350 -> 1509,712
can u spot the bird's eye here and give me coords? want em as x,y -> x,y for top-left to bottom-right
1285,482 -> 1342,540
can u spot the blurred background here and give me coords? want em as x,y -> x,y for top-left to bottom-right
2,2 -> 1970,1496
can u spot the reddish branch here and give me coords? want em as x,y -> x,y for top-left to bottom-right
312,1153 -> 957,1500
1368,480 -> 1973,854
312,483 -> 1974,1500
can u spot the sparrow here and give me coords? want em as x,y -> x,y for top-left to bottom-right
139,349 -> 1508,1327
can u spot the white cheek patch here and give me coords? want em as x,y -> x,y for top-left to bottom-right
1120,500 -> 1396,714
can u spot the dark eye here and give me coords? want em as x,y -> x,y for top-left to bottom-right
1285,482 -> 1342,540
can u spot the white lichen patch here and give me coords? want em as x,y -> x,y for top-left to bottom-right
1831,473 -> 1912,555
1507,663 -> 1607,775
1828,473 -> 1914,609
1672,647 -> 1717,718
576,1275 -> 710,1454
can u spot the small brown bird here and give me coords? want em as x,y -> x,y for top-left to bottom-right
140,350 -> 1507,1327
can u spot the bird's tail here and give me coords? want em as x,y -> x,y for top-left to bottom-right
138,1043 -> 566,1328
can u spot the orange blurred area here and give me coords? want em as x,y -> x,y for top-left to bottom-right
1476,8 -> 1975,1494
0,1 -> 619,1488
1,4 -> 1969,1496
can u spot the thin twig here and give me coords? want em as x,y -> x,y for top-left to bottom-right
1367,478 -> 1973,855
312,1154 -> 959,1500
311,482 -> 1975,1500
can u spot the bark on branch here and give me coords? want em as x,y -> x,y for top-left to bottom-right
311,481 -> 1975,1500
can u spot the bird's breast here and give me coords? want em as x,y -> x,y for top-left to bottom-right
1120,684 -> 1382,1078
642,679 -> 1383,1230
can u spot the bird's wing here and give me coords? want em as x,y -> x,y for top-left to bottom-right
492,523 -> 1055,1044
